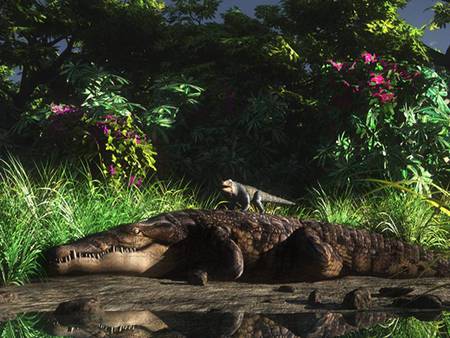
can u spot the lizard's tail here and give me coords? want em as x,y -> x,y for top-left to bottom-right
265,195 -> 296,206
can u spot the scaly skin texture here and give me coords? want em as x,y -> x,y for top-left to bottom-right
221,179 -> 295,212
46,209 -> 450,282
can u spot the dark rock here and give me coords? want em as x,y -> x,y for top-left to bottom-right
411,311 -> 442,322
307,289 -> 321,306
392,295 -> 443,309
188,270 -> 208,286
379,287 -> 414,298
276,285 -> 296,293
342,288 -> 372,310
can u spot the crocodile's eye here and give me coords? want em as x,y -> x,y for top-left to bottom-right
133,227 -> 141,235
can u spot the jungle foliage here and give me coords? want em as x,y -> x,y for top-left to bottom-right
0,0 -> 449,193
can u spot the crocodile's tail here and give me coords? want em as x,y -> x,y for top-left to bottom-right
371,239 -> 450,278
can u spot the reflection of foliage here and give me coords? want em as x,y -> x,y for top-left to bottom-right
345,313 -> 450,338
0,311 -> 449,338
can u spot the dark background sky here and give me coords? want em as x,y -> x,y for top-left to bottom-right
167,0 -> 449,53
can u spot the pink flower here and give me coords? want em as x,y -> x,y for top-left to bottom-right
135,135 -> 141,144
128,175 -> 143,188
384,79 -> 393,90
109,165 -> 116,176
329,60 -> 343,71
372,90 -> 395,103
369,73 -> 384,85
51,103 -> 77,116
102,125 -> 110,135
361,51 -> 377,64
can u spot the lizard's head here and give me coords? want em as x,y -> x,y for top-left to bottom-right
45,212 -> 192,276
221,179 -> 237,196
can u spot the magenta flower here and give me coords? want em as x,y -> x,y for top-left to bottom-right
102,125 -> 110,135
361,52 -> 377,64
135,135 -> 141,144
369,73 -> 384,85
109,165 -> 116,176
128,175 -> 143,188
128,175 -> 136,187
372,90 -> 395,103
329,60 -> 343,71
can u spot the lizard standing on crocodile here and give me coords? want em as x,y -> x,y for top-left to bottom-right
221,179 -> 295,213
46,209 -> 450,282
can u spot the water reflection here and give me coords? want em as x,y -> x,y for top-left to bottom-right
1,305 -> 448,338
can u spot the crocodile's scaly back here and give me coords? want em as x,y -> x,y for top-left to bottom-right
186,210 -> 303,265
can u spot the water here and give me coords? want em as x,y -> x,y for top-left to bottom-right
1,309 -> 449,337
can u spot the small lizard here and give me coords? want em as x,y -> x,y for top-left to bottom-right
221,179 -> 295,213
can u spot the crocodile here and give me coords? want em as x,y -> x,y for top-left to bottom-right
45,209 -> 450,282
41,298 -> 439,338
221,179 -> 295,213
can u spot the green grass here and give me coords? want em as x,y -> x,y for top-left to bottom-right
0,156 -> 214,286
309,186 -> 449,251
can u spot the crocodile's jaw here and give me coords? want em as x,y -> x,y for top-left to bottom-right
48,242 -> 179,276
46,212 -> 191,276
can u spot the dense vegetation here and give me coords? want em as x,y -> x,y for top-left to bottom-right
1,0 -> 448,191
0,1 -> 449,335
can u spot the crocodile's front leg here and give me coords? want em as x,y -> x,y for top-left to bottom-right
252,226 -> 344,282
186,224 -> 244,281
291,227 -> 344,280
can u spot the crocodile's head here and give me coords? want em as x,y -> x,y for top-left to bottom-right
45,211 -> 192,276
221,179 -> 237,197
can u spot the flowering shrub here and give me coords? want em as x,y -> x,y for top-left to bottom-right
32,63 -> 203,187
93,114 -> 156,187
41,103 -> 156,187
318,52 -> 450,192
